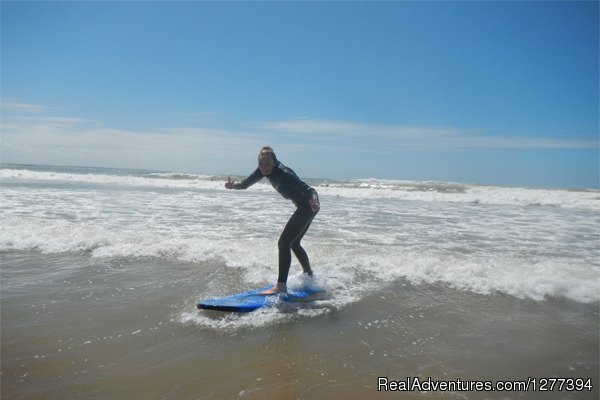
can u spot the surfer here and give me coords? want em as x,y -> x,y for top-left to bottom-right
225,146 -> 320,295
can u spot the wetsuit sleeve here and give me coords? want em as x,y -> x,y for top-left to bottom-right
232,168 -> 263,189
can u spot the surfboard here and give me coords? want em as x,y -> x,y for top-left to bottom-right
197,285 -> 320,313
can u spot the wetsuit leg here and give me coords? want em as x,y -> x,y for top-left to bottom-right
277,207 -> 316,283
291,219 -> 314,276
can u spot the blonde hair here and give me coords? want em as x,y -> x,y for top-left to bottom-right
258,146 -> 277,162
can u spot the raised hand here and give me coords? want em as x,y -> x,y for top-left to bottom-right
309,194 -> 320,213
225,176 -> 234,189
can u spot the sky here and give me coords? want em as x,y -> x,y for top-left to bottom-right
1,1 -> 598,189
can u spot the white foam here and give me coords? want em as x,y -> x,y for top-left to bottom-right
383,253 -> 600,303
179,306 -> 291,332
3,168 -> 598,210
2,166 -> 599,310
0,168 -> 223,191
317,180 -> 599,210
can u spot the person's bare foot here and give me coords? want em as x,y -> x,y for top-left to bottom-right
259,283 -> 287,295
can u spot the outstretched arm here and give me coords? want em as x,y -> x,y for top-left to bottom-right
224,168 -> 263,190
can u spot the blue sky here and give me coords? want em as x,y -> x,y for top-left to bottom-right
1,1 -> 598,188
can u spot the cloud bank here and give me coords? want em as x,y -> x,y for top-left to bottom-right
1,100 -> 597,179
262,119 -> 597,150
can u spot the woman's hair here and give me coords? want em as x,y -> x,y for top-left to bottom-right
259,146 -> 277,162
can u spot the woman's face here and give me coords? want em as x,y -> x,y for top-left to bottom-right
258,154 -> 275,176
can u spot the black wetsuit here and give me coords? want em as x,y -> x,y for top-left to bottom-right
233,162 -> 319,283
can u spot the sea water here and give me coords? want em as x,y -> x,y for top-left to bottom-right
1,164 -> 598,399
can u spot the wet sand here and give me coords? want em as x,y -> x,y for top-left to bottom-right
1,251 -> 598,399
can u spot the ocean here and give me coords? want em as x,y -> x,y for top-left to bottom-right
1,163 -> 598,399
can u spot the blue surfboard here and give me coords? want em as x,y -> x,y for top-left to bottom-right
197,285 -> 320,313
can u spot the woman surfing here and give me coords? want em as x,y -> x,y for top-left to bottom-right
225,146 -> 320,295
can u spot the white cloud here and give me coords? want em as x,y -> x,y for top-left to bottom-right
1,100 -> 49,113
262,119 -> 364,135
261,118 -> 598,150
0,107 -> 265,172
1,102 -> 597,177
